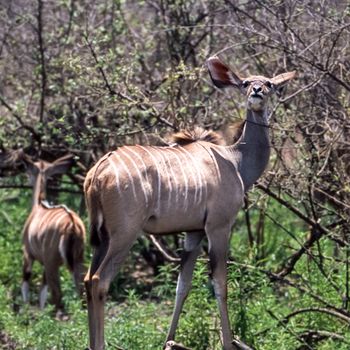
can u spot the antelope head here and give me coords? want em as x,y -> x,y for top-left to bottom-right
23,154 -> 74,205
207,56 -> 296,112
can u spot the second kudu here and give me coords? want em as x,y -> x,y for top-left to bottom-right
84,56 -> 296,350
21,155 -> 85,313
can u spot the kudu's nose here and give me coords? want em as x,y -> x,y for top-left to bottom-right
253,86 -> 262,93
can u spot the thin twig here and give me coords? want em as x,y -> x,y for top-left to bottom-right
37,0 -> 47,123
148,235 -> 181,263
282,307 -> 350,325
0,95 -> 41,143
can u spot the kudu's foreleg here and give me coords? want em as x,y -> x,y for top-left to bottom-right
207,227 -> 235,350
165,231 -> 204,345
21,250 -> 33,303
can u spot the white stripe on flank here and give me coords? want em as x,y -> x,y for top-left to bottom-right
49,211 -> 68,248
206,147 -> 221,183
167,148 -> 189,210
28,216 -> 39,243
178,146 -> 205,204
172,147 -> 199,204
112,151 -> 137,200
152,148 -> 173,209
108,154 -> 121,191
37,210 -> 54,234
124,146 -> 150,184
163,149 -> 180,205
58,235 -> 67,263
54,210 -> 68,233
119,148 -> 149,205
27,220 -> 38,257
137,145 -> 162,210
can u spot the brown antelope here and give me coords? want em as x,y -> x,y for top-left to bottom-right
83,56 -> 296,350
21,154 -> 85,313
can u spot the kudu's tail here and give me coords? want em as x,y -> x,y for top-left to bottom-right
64,218 -> 85,294
84,175 -> 103,248
65,224 -> 85,272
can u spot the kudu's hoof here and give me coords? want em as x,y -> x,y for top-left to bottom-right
164,340 -> 192,350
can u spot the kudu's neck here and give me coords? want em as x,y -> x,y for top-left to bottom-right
229,107 -> 270,192
32,172 -> 46,207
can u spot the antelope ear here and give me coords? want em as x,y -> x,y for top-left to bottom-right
271,71 -> 296,96
46,154 -> 74,177
207,56 -> 242,89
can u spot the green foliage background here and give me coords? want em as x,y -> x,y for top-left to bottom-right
0,187 -> 349,349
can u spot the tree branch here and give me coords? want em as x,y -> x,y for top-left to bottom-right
148,235 -> 180,263
282,307 -> 350,325
37,0 -> 47,123
0,95 -> 41,143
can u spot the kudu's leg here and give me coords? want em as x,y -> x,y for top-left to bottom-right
22,250 -> 33,303
66,232 -> 85,297
39,272 -> 48,309
87,235 -> 137,350
207,227 -> 234,350
45,264 -> 63,312
165,231 -> 204,345
73,256 -> 85,297
85,238 -> 109,350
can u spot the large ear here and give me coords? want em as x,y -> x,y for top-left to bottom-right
207,56 -> 242,88
271,71 -> 296,96
46,154 -> 74,177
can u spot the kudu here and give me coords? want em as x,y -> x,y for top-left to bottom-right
84,56 -> 296,350
21,155 -> 85,313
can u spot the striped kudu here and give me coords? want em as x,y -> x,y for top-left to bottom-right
84,56 -> 296,350
21,155 -> 85,313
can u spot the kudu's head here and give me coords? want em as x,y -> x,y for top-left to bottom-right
23,154 -> 74,205
207,56 -> 296,112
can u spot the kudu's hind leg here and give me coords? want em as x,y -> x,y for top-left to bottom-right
21,250 -> 33,303
165,231 -> 204,346
45,264 -> 63,312
66,232 -> 85,297
85,238 -> 109,350
87,234 -> 138,350
39,272 -> 48,309
207,227 -> 234,350
72,252 -> 85,297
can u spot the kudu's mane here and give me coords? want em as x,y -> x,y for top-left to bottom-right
41,200 -> 71,213
40,200 -> 76,225
172,127 -> 224,145
172,122 -> 245,146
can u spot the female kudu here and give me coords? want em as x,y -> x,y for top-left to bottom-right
21,155 -> 85,313
84,56 -> 295,350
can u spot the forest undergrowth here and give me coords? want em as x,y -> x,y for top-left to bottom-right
0,186 -> 349,350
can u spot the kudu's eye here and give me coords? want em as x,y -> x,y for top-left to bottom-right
265,81 -> 273,89
242,81 -> 249,88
